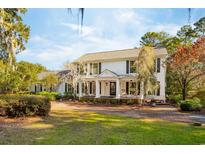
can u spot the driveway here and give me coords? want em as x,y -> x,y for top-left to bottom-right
53,101 -> 205,124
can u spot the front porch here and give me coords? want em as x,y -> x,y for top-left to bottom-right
75,69 -> 165,101
76,79 -> 142,99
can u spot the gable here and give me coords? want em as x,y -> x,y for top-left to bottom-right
97,69 -> 118,78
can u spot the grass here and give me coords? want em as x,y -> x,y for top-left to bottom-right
0,104 -> 205,145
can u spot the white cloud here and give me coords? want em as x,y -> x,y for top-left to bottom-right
61,23 -> 95,37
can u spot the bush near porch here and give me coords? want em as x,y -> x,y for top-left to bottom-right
0,95 -> 51,117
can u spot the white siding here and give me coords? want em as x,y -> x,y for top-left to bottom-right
56,82 -> 65,94
101,61 -> 126,75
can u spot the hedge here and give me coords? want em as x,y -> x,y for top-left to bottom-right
0,95 -> 51,117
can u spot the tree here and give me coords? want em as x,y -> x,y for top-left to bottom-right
0,60 -> 46,93
167,37 -> 205,100
163,36 -> 182,54
40,73 -> 59,92
135,46 -> 158,104
0,8 -> 30,66
0,60 -> 21,93
140,31 -> 170,47
177,25 -> 197,44
194,17 -> 205,37
16,61 -> 46,91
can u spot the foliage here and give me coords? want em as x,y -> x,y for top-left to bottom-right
40,73 -> 59,92
176,25 -> 198,44
0,8 -> 30,66
16,61 -> 46,91
192,88 -> 205,107
0,95 -> 50,117
135,46 -> 158,103
140,31 -> 170,47
180,97 -> 202,111
37,91 -> 60,101
63,92 -> 75,100
167,94 -> 182,104
0,61 -> 21,93
167,37 -> 205,100
78,97 -> 139,105
194,17 -> 205,37
0,60 -> 46,93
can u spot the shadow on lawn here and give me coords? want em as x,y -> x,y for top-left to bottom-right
0,109 -> 205,145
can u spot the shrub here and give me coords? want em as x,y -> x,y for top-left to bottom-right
168,94 -> 182,104
37,91 -> 60,101
126,99 -> 135,105
0,95 -> 51,117
63,92 -> 74,100
193,89 -> 205,107
180,97 -> 202,111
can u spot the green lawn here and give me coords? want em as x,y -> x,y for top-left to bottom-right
0,107 -> 205,145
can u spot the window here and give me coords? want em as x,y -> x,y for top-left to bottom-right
99,82 -> 101,94
126,82 -> 129,95
90,63 -> 92,75
99,63 -> 101,74
84,64 -> 87,74
89,82 -> 93,94
80,65 -> 84,75
77,64 -> 84,74
137,82 -> 140,95
156,82 -> 160,96
65,83 -> 68,93
82,83 -> 85,93
129,82 -> 136,95
126,60 -> 129,74
126,60 -> 136,74
130,61 -> 136,73
157,58 -> 160,73
77,64 -> 80,73
93,63 -> 98,75
77,83 -> 79,94
65,83 -> 72,93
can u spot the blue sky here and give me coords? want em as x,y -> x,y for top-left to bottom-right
17,8 -> 205,70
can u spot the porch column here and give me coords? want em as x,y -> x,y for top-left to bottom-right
116,79 -> 121,98
79,82 -> 83,97
95,80 -> 100,98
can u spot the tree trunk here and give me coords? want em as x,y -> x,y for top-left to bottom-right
182,79 -> 187,100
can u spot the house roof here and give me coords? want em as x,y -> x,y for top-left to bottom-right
37,70 -> 71,80
73,47 -> 167,63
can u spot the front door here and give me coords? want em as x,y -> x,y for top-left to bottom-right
110,82 -> 116,96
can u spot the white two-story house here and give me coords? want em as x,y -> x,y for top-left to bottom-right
72,47 -> 167,101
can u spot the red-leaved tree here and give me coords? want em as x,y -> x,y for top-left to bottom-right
167,37 -> 205,100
